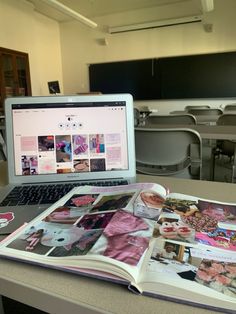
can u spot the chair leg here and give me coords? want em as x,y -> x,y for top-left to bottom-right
210,148 -> 217,181
231,145 -> 236,183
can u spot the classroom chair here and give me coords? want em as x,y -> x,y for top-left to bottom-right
211,114 -> 236,183
135,128 -> 202,180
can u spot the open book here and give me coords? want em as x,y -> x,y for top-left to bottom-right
0,182 -> 236,313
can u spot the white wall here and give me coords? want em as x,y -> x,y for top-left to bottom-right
59,0 -> 236,113
2,0 -> 236,113
0,0 -> 63,96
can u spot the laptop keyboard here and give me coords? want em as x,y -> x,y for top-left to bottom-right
0,180 -> 128,207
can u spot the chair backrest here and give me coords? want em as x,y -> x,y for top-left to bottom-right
223,104 -> 236,112
145,114 -> 196,125
217,114 -> 236,125
215,114 -> 236,169
185,105 -> 210,111
187,108 -> 223,116
135,128 -> 202,179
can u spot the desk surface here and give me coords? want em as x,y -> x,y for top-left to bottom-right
169,111 -> 220,123
144,124 -> 236,140
192,115 -> 220,124
0,162 -> 236,314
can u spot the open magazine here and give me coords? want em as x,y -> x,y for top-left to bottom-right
0,182 -> 236,313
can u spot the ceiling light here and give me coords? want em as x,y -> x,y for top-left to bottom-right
109,16 -> 203,34
40,0 -> 97,28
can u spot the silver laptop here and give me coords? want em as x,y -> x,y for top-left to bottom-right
0,94 -> 136,234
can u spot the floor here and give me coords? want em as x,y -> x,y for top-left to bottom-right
2,297 -> 47,314
201,140 -> 234,183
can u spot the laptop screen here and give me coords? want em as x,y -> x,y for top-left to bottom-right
5,94 -> 136,184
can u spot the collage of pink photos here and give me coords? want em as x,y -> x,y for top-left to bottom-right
7,191 -> 153,266
156,197 -> 236,251
133,190 -> 236,252
20,132 -> 121,175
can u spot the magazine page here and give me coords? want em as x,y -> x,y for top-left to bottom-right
0,183 -> 167,284
137,238 -> 236,312
154,193 -> 236,253
133,191 -> 236,312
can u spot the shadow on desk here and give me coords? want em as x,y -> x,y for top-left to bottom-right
2,297 -> 47,314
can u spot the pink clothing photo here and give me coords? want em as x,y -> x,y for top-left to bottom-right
103,210 -> 149,237
103,234 -> 149,266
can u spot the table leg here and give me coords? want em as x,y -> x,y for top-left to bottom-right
0,296 -> 5,314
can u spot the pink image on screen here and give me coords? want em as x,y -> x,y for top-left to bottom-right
21,136 -> 37,151
39,159 -> 55,174
73,135 -> 88,156
105,133 -> 121,145
106,147 -> 121,165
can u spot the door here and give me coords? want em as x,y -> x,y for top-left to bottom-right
0,47 -> 31,111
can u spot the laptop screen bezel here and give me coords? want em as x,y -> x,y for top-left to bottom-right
5,94 -> 136,184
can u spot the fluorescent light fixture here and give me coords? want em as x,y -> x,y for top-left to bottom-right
109,15 -> 203,34
201,0 -> 214,12
40,0 -> 97,28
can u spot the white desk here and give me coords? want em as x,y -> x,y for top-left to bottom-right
142,124 -> 236,140
187,124 -> 236,140
169,111 -> 220,124
192,115 -> 220,124
1,162 -> 235,314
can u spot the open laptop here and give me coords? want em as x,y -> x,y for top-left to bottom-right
0,94 -> 136,234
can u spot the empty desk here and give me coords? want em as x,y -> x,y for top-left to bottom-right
146,124 -> 236,140
187,108 -> 223,125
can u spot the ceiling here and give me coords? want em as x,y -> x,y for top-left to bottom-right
27,0 -> 213,29
57,0 -> 191,18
